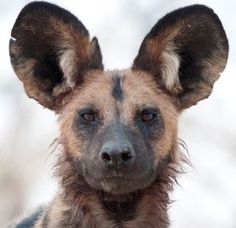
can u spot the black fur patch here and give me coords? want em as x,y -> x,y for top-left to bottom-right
15,208 -> 43,228
112,76 -> 123,101
102,196 -> 138,222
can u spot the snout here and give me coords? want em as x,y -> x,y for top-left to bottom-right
81,124 -> 156,194
99,141 -> 136,169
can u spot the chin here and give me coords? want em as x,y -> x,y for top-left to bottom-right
84,174 -> 156,195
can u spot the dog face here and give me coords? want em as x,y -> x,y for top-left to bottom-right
9,2 -> 228,195
59,70 -> 178,194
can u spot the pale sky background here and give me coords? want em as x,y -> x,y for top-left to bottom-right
0,0 -> 236,227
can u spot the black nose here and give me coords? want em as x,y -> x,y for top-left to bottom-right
99,141 -> 135,168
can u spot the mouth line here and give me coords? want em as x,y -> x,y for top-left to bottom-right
98,175 -> 150,184
100,176 -> 131,181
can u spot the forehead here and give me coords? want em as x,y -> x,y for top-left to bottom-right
64,69 -> 176,115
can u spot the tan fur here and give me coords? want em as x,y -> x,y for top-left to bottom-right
121,70 -> 178,160
58,70 -> 179,161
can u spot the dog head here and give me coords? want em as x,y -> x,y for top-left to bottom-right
9,2 -> 228,195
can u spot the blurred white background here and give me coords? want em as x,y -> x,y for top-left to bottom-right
0,0 -> 235,227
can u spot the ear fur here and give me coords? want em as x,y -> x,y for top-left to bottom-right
132,5 -> 228,109
9,1 -> 103,110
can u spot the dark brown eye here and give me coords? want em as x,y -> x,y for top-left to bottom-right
81,112 -> 95,122
141,111 -> 156,122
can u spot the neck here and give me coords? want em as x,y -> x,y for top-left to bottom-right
53,151 -> 181,228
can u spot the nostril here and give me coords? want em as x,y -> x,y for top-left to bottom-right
100,143 -> 136,167
101,152 -> 111,162
121,151 -> 132,162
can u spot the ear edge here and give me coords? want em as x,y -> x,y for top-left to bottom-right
88,37 -> 104,70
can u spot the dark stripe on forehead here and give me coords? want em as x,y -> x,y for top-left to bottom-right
112,75 -> 123,101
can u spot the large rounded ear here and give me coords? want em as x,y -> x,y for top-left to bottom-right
9,2 -> 103,110
132,5 -> 228,109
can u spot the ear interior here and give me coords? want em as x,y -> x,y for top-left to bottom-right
160,44 -> 181,92
9,2 -> 103,110
133,5 -> 228,109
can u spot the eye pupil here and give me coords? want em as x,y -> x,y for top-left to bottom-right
81,113 -> 95,122
141,112 -> 156,122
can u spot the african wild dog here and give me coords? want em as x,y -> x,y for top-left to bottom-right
10,2 -> 228,227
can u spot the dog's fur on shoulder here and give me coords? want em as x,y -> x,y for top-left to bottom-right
9,2 -> 228,227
